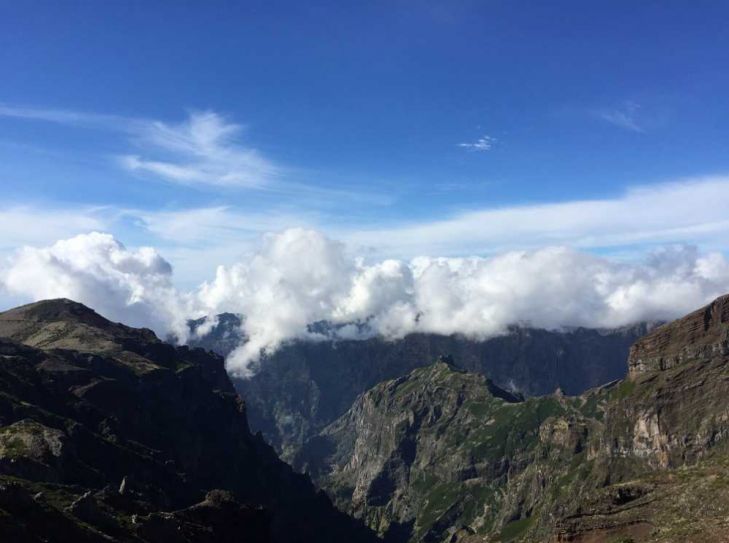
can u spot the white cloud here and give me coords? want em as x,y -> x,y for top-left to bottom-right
4,175 -> 729,377
595,101 -> 643,132
0,104 -> 127,128
3,175 -> 729,295
130,206 -> 316,246
458,135 -> 495,151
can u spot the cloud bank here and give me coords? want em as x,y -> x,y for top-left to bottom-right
3,229 -> 729,377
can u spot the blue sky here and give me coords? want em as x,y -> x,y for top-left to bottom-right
2,1 -> 729,289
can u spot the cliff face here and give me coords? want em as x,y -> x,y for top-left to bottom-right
297,295 -> 729,543
551,295 -> 729,542
628,293 -> 729,375
189,317 -> 650,462
0,299 -> 376,543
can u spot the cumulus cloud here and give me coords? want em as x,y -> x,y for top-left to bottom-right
0,232 -> 192,338
196,232 -> 729,375
4,229 -> 729,378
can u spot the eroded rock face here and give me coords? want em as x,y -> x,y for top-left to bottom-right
0,299 -> 377,543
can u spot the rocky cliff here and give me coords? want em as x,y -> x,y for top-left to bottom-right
628,293 -> 729,375
0,299 -> 377,543
296,295 -> 729,542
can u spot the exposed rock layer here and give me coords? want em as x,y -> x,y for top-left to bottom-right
628,293 -> 729,375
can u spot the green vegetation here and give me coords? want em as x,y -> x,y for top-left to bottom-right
417,481 -> 463,533
499,516 -> 533,541
612,379 -> 636,400
466,400 -> 495,417
579,393 -> 604,420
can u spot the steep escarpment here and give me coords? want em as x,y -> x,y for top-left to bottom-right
0,299 -> 376,543
549,295 -> 729,542
297,295 -> 729,542
189,317 -> 650,462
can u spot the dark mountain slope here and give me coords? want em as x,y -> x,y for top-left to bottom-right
189,317 -> 652,462
296,295 -> 729,542
0,299 -> 377,543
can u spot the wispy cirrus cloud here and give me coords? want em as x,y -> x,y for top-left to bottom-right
345,176 -> 729,257
0,104 -> 279,189
0,103 -> 128,128
130,206 -> 318,245
595,101 -> 644,133
457,134 -> 496,151
120,111 -> 279,188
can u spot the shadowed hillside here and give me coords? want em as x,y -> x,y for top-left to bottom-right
0,299 -> 377,543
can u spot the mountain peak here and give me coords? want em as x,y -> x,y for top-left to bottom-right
0,298 -> 158,353
628,293 -> 729,375
435,354 -> 457,367
0,298 -> 109,327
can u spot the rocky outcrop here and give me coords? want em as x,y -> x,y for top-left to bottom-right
0,299 -> 377,543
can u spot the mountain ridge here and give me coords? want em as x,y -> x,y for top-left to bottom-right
0,298 -> 378,543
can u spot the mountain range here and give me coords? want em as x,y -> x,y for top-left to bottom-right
1,295 -> 728,541
189,316 -> 653,462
